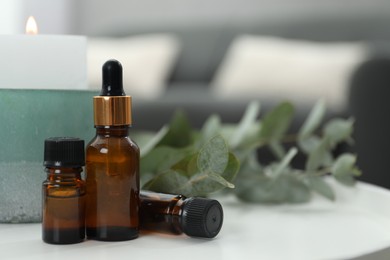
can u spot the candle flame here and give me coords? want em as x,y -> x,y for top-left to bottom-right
26,16 -> 38,35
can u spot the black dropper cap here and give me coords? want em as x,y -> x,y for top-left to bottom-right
100,59 -> 125,96
44,137 -> 85,167
94,59 -> 132,126
181,198 -> 224,238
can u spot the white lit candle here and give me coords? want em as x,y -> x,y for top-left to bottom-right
0,16 -> 87,90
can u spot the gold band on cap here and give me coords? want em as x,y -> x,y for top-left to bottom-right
93,96 -> 132,126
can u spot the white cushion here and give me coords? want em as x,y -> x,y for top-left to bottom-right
88,34 -> 180,99
212,35 -> 368,109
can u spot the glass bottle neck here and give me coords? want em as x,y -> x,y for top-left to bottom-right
95,125 -> 130,137
45,167 -> 83,181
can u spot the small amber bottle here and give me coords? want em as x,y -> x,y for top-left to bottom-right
139,191 -> 224,238
42,137 -> 86,244
86,60 -> 140,241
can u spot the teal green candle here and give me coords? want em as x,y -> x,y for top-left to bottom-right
0,89 -> 97,223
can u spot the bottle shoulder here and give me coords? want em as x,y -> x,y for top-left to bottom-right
87,135 -> 138,148
86,135 -> 140,159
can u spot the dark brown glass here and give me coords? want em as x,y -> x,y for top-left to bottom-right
42,167 -> 86,244
139,191 -> 186,234
86,126 -> 139,241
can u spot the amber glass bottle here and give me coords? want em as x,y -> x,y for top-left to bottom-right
86,60 -> 140,241
42,137 -> 86,244
139,191 -> 224,238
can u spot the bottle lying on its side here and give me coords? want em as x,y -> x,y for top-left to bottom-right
139,190 -> 223,238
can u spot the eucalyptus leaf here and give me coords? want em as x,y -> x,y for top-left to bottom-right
172,153 -> 198,176
230,101 -> 261,149
334,175 -> 356,186
141,146 -> 189,175
332,154 -> 357,177
284,175 -> 312,203
305,137 -> 331,171
143,169 -> 189,194
143,152 -> 239,196
219,124 -> 236,140
236,174 -> 310,204
236,176 -> 284,203
272,147 -> 298,178
139,126 -> 169,157
304,176 -> 335,201
199,114 -> 221,145
193,153 -> 240,195
269,141 -> 285,159
298,99 -> 326,140
331,154 -> 359,186
132,131 -> 156,152
299,136 -> 321,154
158,110 -> 193,148
323,118 -> 354,146
221,153 -> 241,184
259,101 -> 294,143
208,172 -> 235,188
198,135 -> 229,174
185,153 -> 239,195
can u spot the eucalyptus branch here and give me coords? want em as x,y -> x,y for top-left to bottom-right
137,100 -> 360,204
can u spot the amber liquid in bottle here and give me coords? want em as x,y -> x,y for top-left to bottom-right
86,126 -> 140,241
140,191 -> 184,234
42,167 -> 86,244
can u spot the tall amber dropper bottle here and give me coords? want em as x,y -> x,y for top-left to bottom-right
85,59 -> 140,241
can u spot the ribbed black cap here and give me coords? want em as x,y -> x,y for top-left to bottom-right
182,198 -> 223,238
44,137 -> 85,167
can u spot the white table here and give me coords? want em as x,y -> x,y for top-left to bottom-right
2,180 -> 390,260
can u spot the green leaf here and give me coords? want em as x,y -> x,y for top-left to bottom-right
259,101 -> 294,143
284,175 -> 312,203
172,153 -> 198,176
236,177 -> 284,203
219,124 -> 236,140
198,135 -> 229,174
305,137 -> 332,171
272,147 -> 298,178
144,153 -> 239,196
334,175 -> 356,186
221,153 -> 240,185
192,153 -> 239,195
208,172 -> 235,188
143,169 -> 188,194
230,101 -> 261,149
269,141 -> 285,159
298,99 -> 326,140
304,176 -> 335,201
331,154 -> 359,186
158,110 -> 193,148
323,118 -> 354,146
200,114 -> 221,143
332,154 -> 356,176
299,136 -> 321,154
140,146 -> 189,175
236,174 -> 311,204
138,126 -> 169,157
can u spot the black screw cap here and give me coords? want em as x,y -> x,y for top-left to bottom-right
44,137 -> 85,167
182,198 -> 224,238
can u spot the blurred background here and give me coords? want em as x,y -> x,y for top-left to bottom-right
2,0 -> 390,37
2,0 -> 390,189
